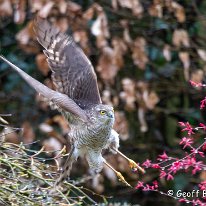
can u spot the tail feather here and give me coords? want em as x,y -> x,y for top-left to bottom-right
54,146 -> 75,187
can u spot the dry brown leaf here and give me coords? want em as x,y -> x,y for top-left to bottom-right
91,174 -> 104,193
171,1 -> 186,23
21,121 -> 35,144
112,37 -> 127,68
38,1 -> 55,18
35,93 -> 49,111
163,44 -> 171,61
191,69 -> 204,87
54,17 -> 69,33
96,35 -> 108,49
97,37 -> 127,79
144,91 -> 159,110
117,155 -> 137,178
102,90 -> 113,106
118,0 -> 143,17
103,166 -> 117,186
0,127 -> 19,144
97,46 -> 119,84
91,11 -> 109,37
30,0 -> 44,13
57,0 -> 68,14
13,0 -> 26,24
179,51 -> 190,69
16,20 -> 35,44
121,20 -> 132,44
179,51 -> 190,80
0,0 -> 12,17
113,111 -> 129,140
36,53 -> 50,76
197,49 -> 206,62
119,78 -> 136,111
137,81 -> 159,109
42,137 -> 63,158
136,81 -> 159,132
52,115 -> 70,135
111,0 -> 118,10
83,6 -> 94,20
67,1 -> 81,13
16,20 -> 39,53
149,0 -> 163,18
200,171 -> 206,181
165,0 -> 173,12
73,30 -> 90,55
131,37 -> 148,69
39,121 -> 67,144
91,7 -> 110,48
172,29 -> 190,48
39,123 -> 53,133
138,107 -> 148,133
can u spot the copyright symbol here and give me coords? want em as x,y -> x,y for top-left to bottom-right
167,190 -> 174,196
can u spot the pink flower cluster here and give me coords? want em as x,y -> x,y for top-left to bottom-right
135,80 -> 206,205
135,121 -> 206,205
190,80 -> 206,109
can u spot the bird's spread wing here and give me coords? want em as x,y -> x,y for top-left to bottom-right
0,56 -> 88,122
34,18 -> 102,109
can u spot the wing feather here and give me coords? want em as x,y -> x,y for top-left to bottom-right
0,56 -> 88,122
34,18 -> 102,108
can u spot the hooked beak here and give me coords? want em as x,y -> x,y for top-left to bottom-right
107,111 -> 114,118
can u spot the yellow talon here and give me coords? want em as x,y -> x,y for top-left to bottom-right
112,148 -> 145,174
116,172 -> 132,188
104,160 -> 132,187
129,159 -> 145,174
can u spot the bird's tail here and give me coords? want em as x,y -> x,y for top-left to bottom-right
54,146 -> 75,187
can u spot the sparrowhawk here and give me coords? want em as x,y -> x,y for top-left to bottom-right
0,18 -> 144,187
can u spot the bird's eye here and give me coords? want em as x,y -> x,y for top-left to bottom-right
100,110 -> 106,115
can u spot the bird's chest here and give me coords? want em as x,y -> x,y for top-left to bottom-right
70,125 -> 112,149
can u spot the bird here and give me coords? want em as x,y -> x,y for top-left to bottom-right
0,17 -> 145,188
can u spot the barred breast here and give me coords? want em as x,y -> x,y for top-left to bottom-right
70,123 -> 112,150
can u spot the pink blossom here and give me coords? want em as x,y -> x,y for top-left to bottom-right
192,161 -> 202,174
180,122 -> 194,136
199,181 -> 206,190
179,137 -> 194,149
192,199 -> 204,206
183,156 -> 196,169
151,164 -> 161,169
142,184 -> 151,191
202,143 -> 206,152
142,159 -> 152,168
190,148 -> 204,157
179,122 -> 186,127
135,181 -> 144,189
169,161 -> 183,174
166,173 -> 174,180
179,198 -> 186,202
200,97 -> 206,109
190,80 -> 203,87
153,180 -> 158,189
159,170 -> 167,179
157,151 -> 169,161
199,123 -> 206,130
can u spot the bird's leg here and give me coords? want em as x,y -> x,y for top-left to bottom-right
103,159 -> 132,188
111,148 -> 145,174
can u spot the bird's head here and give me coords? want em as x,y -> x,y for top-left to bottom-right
90,104 -> 115,126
